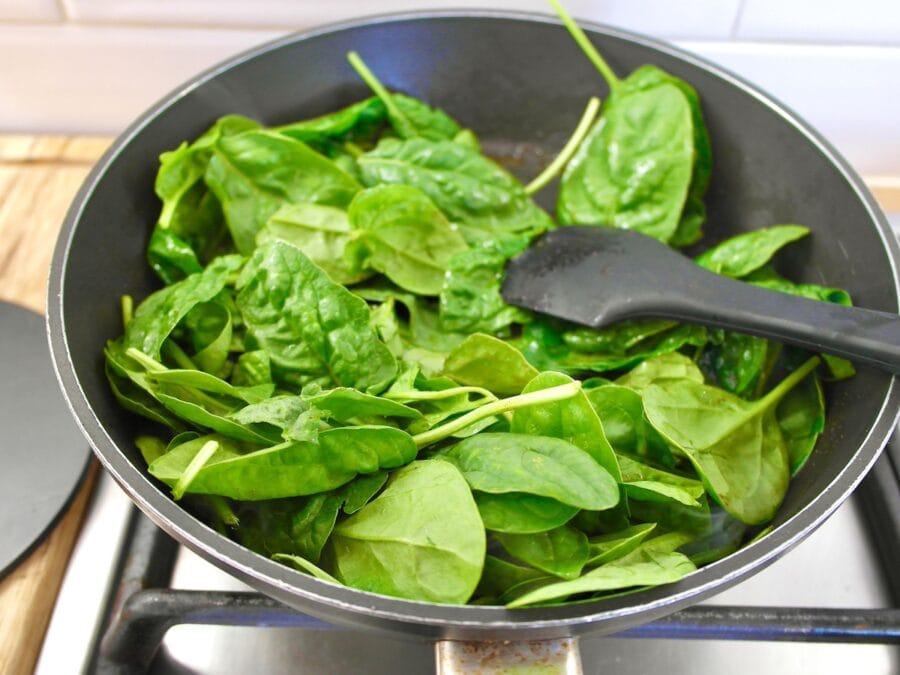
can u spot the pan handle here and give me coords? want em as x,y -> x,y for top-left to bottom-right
435,637 -> 583,673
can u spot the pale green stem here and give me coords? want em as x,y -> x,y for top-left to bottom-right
346,51 -> 414,137
383,384 -> 497,402
172,440 -> 219,500
412,381 -> 581,449
525,96 -> 601,195
205,495 -> 239,526
755,355 -> 820,412
120,295 -> 134,331
547,0 -> 621,90
162,339 -> 198,371
126,347 -> 228,414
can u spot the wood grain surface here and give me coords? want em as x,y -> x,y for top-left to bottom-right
0,134 -> 110,675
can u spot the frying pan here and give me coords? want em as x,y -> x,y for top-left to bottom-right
47,9 -> 900,664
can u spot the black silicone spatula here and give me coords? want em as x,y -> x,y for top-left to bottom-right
502,226 -> 900,374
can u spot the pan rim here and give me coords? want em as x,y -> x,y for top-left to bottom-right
46,9 -> 900,639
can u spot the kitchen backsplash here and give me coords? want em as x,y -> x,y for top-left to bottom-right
2,1 -> 899,176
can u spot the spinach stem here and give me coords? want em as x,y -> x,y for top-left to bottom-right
412,381 -> 581,448
524,96 -> 601,195
547,0 -> 621,90
120,294 -> 134,331
163,340 -> 199,371
346,51 -> 415,138
172,440 -> 219,500
204,495 -> 239,526
343,141 -> 364,158
384,384 -> 496,402
756,355 -> 820,412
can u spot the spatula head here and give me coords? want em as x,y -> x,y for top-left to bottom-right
501,226 -> 697,327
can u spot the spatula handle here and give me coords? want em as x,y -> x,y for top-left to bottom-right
652,272 -> 900,374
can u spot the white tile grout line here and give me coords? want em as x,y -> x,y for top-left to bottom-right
729,0 -> 748,39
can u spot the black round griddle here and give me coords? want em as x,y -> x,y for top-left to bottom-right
0,302 -> 91,578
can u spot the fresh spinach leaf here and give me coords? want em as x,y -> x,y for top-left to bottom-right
331,459 -> 485,604
443,333 -> 539,396
506,532 -> 696,607
301,385 -> 423,423
776,372 -> 824,475
511,371 -> 621,480
150,426 -> 416,500
495,525 -> 589,580
205,130 -> 362,253
475,492 -> 578,534
124,254 -> 244,359
256,202 -> 370,285
346,184 -> 468,295
585,523 -> 657,567
642,357 -> 818,523
358,137 -> 552,241
236,240 -> 397,392
695,225 -> 809,278
442,432 -> 619,511
438,235 -> 532,333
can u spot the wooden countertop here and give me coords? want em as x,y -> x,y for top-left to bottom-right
0,134 -> 112,675
0,132 -> 895,675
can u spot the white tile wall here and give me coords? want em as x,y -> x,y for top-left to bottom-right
736,0 -> 900,44
2,1 -> 899,176
57,1 -> 741,39
0,24 -> 283,133
0,0 -> 63,22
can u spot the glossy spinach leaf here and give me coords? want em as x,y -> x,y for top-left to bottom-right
205,130 -> 362,253
557,69 -> 695,243
474,555 -> 547,603
331,459 -> 485,604
150,115 -> 259,281
442,432 -> 619,511
695,225 -> 809,278
776,372 -> 824,475
511,371 -> 621,480
182,300 -> 233,377
475,492 -> 578,534
615,352 -> 704,390
150,426 -> 415,500
442,333 -> 539,396
231,350 -> 273,388
506,533 -> 696,607
584,383 -> 674,467
495,525 -> 589,580
518,318 -> 706,375
642,358 -> 818,524
617,454 -> 705,507
438,235 -> 532,333
703,331 -> 769,397
346,184 -> 468,295
585,523 -> 657,567
301,385 -> 423,423
256,202 -> 370,285
236,240 -> 397,392
124,254 -> 244,359
358,137 -> 552,241
236,471 -> 388,563
275,97 -> 386,147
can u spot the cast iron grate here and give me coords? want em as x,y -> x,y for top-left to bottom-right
90,446 -> 900,675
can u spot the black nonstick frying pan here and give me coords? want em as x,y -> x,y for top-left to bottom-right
47,10 -> 900,667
